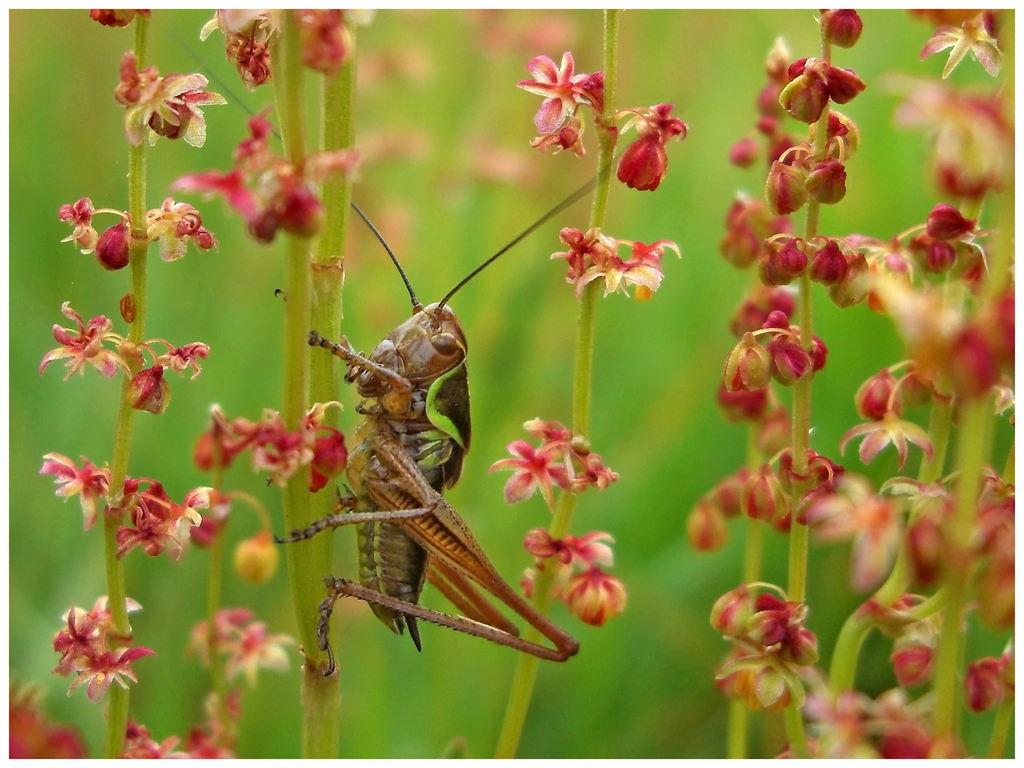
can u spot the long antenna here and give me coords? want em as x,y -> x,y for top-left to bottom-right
437,172 -> 599,310
349,202 -> 422,311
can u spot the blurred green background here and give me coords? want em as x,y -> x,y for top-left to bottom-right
10,9 -> 1012,758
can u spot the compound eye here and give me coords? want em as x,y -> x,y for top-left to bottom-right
431,332 -> 458,356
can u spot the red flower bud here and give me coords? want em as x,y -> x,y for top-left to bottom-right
805,159 -> 846,205
765,162 -> 808,215
717,383 -> 768,422
687,497 -> 728,552
856,369 -> 901,420
891,637 -> 934,688
278,186 -> 324,238
759,238 -> 807,286
964,657 -> 1006,712
946,325 -> 999,399
767,338 -> 812,386
724,333 -> 772,392
617,133 -> 669,191
821,10 -> 863,48
729,136 -> 759,168
95,222 -> 130,271
823,65 -> 866,104
926,203 -> 976,240
712,470 -> 748,518
710,584 -> 753,636
924,239 -> 957,273
809,239 -> 849,285
827,251 -> 869,307
563,567 -> 627,626
780,67 -> 829,123
742,464 -> 788,524
129,365 -> 170,414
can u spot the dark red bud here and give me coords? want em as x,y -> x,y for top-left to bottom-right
926,203 -> 976,240
823,65 -> 866,104
821,10 -> 863,48
96,222 -> 130,271
925,240 -> 957,273
767,338 -> 813,386
780,68 -> 829,123
759,239 -> 807,286
279,187 -> 324,238
717,383 -> 769,422
805,159 -> 847,205
765,162 -> 808,215
856,369 -> 901,420
617,134 -> 669,191
809,239 -> 849,285
729,136 -> 759,168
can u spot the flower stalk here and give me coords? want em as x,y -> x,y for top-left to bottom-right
495,10 -> 619,759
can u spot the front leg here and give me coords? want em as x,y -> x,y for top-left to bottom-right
308,330 -> 411,393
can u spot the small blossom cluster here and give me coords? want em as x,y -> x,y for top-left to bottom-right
39,302 -> 210,415
51,596 -> 155,703
551,226 -> 681,302
40,453 -> 210,559
802,682 -> 946,758
885,470 -> 1014,627
517,51 -> 687,190
917,10 -> 1002,80
188,608 -> 294,688
193,402 -> 347,491
114,51 -> 225,148
723,310 -> 827,392
489,418 -> 618,511
122,690 -> 240,759
522,529 -> 626,627
59,196 -> 217,271
712,585 -> 818,711
173,110 -> 360,242
200,10 -> 369,88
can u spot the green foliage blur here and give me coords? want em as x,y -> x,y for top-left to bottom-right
10,9 -> 1012,758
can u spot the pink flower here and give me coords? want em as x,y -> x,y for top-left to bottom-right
114,52 -> 225,148
840,413 -> 933,469
920,13 -> 1002,79
223,621 -> 294,687
518,51 -> 588,134
804,476 -> 903,591
58,198 -> 98,252
39,303 -> 129,380
490,439 -> 569,510
67,646 -> 156,702
40,453 -> 110,530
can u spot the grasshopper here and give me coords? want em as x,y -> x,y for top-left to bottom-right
279,181 -> 595,674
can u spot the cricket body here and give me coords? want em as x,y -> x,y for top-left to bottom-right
283,183 -> 596,674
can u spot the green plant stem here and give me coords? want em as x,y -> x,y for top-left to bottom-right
272,15 -> 338,759
298,20 -> 359,763
101,14 -> 150,759
494,11 -> 619,759
727,423 -> 767,758
781,30 -> 833,759
932,398 -> 990,738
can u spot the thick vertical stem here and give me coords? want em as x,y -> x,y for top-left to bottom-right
272,13 -> 338,758
101,14 -> 150,759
